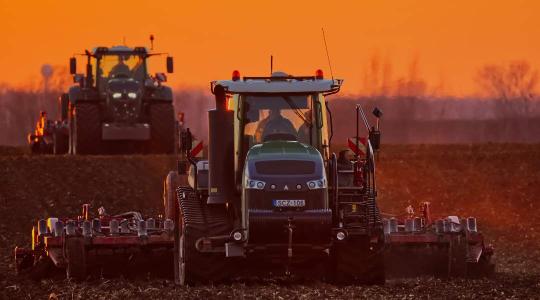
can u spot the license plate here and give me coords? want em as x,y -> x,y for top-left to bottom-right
272,199 -> 305,207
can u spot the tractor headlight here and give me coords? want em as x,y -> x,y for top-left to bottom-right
127,92 -> 137,99
307,178 -> 327,190
335,229 -> 348,241
112,92 -> 122,99
245,178 -> 266,190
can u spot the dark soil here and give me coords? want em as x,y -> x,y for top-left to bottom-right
0,144 -> 539,299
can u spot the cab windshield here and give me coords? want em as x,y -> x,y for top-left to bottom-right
97,54 -> 146,89
241,94 -> 315,147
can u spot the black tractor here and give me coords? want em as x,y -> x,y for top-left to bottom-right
55,45 -> 176,154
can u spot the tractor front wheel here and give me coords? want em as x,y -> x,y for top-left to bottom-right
53,131 -> 69,155
72,103 -> 101,155
148,103 -> 175,154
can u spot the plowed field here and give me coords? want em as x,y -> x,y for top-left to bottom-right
0,144 -> 539,299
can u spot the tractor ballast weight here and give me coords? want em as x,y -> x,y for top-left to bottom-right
207,85 -> 235,204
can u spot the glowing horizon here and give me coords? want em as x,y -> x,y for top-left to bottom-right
1,0 -> 539,96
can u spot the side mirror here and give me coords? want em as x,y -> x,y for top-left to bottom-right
177,160 -> 188,174
372,107 -> 383,118
369,128 -> 381,151
371,107 -> 382,151
166,56 -> 174,73
181,128 -> 193,153
69,57 -> 77,74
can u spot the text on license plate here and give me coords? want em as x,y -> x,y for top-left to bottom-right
272,199 -> 305,207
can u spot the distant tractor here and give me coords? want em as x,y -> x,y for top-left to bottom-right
27,111 -> 57,154
53,45 -> 176,154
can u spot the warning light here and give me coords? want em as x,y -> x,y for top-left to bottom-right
226,96 -> 235,111
232,70 -> 241,81
315,69 -> 324,79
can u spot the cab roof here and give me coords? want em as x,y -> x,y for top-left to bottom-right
212,71 -> 343,95
91,46 -> 148,55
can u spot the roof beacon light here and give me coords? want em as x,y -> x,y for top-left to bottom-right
232,70 -> 241,81
315,69 -> 324,79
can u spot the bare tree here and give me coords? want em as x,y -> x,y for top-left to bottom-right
477,61 -> 538,118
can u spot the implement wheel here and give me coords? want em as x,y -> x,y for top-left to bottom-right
149,103 -> 175,154
66,238 -> 87,281
174,187 -> 230,286
72,103 -> 102,155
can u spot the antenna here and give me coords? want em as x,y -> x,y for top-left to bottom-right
321,28 -> 334,80
270,55 -> 273,75
150,34 -> 155,50
122,36 -> 126,46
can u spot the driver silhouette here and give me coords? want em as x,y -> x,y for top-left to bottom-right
109,56 -> 131,78
255,108 -> 296,142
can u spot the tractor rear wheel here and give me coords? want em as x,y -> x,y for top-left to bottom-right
163,171 -> 187,220
329,239 -> 386,285
66,237 -> 87,281
53,131 -> 69,155
174,187 -> 230,285
149,103 -> 175,154
72,103 -> 101,155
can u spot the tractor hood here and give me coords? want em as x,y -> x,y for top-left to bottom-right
245,141 -> 325,181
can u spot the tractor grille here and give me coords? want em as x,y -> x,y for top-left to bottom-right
255,160 -> 315,175
113,100 -> 138,122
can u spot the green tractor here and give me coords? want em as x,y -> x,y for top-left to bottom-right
164,70 -> 386,285
56,45 -> 176,154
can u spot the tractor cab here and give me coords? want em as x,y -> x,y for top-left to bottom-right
169,70 -> 390,285
70,46 -> 174,91
211,70 -> 342,193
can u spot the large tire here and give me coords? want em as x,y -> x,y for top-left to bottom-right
66,237 -> 87,281
149,103 -> 175,154
174,187 -> 230,286
72,103 -> 102,155
329,239 -> 386,285
163,171 -> 187,220
53,131 -> 69,155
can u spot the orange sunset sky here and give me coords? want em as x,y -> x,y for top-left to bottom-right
1,0 -> 539,96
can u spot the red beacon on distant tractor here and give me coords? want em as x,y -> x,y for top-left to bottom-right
315,69 -> 324,79
232,70 -> 241,81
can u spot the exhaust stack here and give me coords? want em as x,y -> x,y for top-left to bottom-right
207,85 -> 234,204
